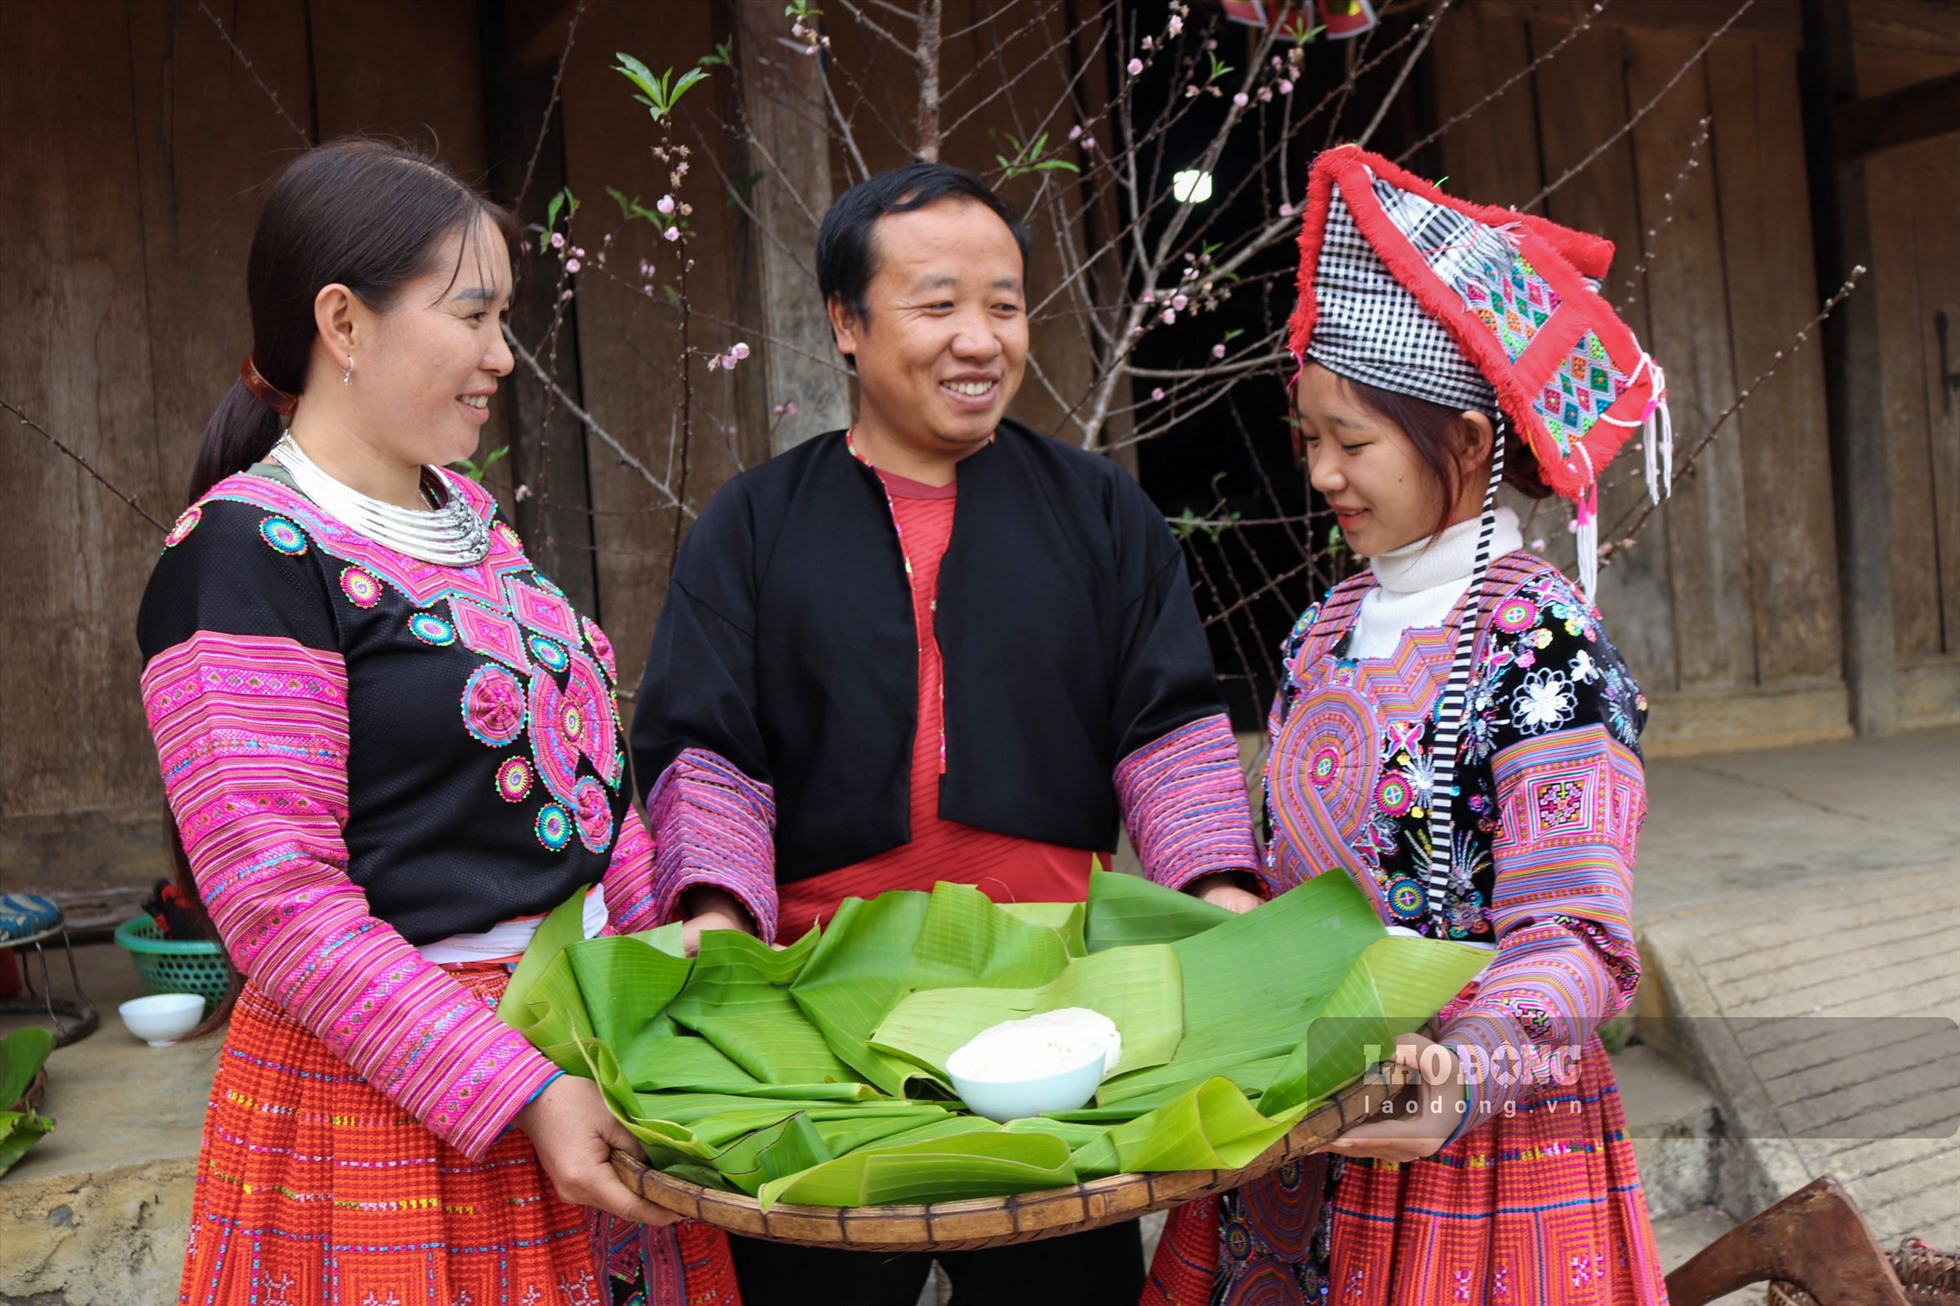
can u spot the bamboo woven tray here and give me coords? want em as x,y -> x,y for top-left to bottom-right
610,1060 -> 1414,1251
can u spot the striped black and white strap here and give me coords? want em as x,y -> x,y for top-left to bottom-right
1423,421 -> 1508,921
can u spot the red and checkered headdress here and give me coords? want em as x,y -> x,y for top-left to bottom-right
1288,146 -> 1671,596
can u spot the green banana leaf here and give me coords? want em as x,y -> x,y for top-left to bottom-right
869,942 -> 1184,1087
506,871 -> 1490,1209
0,1027 -> 57,1178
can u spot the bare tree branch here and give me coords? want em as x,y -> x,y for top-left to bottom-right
1599,267 -> 1864,555
1522,0 -> 1754,213
516,0 -> 585,213
504,326 -> 693,517
195,0 -> 310,148
4,398 -> 168,531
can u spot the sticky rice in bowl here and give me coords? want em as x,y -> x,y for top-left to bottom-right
944,1008 -> 1122,1123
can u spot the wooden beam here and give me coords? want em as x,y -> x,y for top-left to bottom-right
1837,69 -> 1960,159
1800,0 -> 1898,734
732,0 -> 851,452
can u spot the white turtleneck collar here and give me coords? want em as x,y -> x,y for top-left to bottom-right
1345,507 -> 1524,660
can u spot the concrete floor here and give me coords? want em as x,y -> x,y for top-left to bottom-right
2,935 -> 219,1304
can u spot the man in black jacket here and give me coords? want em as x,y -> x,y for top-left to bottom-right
632,162 -> 1260,1305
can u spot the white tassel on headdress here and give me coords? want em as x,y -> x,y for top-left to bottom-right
1573,445 -> 1600,604
1575,492 -> 1600,604
1638,357 -> 1673,506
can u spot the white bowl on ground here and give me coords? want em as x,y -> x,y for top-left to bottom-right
119,993 -> 204,1046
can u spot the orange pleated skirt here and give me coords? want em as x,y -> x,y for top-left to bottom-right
178,968 -> 738,1306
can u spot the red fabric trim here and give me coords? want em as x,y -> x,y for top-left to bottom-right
874,466 -> 957,499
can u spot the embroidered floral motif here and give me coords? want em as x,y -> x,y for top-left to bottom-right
259,515 -> 308,555
535,803 -> 572,851
340,566 -> 382,609
1386,876 -> 1426,920
1493,597 -> 1538,633
573,777 -> 613,853
165,506 -> 202,547
408,613 -> 456,646
582,616 -> 617,682
1309,744 -> 1340,787
528,636 -> 568,672
1511,667 -> 1576,733
1376,773 -> 1414,816
495,757 -> 533,802
462,665 -> 525,747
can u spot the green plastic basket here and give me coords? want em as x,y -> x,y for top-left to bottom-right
113,917 -> 233,1015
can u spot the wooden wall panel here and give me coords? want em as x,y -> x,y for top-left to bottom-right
1430,7 -> 1545,205
1620,30 -> 1748,698
1866,137 -> 1942,659
1908,150 -> 1960,656
126,0 -> 313,528
1529,18 -> 1688,694
0,2 -> 172,884
1862,50 -> 1960,663
308,0 -> 488,167
1705,41 -> 1843,686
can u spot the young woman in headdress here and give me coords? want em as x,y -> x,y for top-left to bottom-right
137,139 -> 738,1306
1144,145 -> 1672,1305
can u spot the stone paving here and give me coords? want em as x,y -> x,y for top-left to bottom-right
1634,723 -> 1960,1253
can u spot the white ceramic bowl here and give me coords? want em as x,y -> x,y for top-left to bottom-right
946,1038 -> 1109,1123
119,993 -> 204,1046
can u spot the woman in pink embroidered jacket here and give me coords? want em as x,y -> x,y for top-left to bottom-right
136,140 -> 736,1306
1144,148 -> 1670,1305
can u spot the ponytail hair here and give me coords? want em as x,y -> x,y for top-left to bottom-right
188,138 -> 519,504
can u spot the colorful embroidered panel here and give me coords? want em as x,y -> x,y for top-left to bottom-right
139,473 -> 673,1185
1264,551 -> 1648,1122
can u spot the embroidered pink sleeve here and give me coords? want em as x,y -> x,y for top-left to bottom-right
645,747 -> 780,943
601,807 -> 661,936
1114,712 -> 1260,891
142,631 -> 557,1159
1438,723 -> 1647,1122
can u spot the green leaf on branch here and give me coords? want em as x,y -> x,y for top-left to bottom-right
545,187 -> 578,235
727,171 -> 765,208
615,52 -> 712,122
450,445 -> 510,483
991,129 -> 1082,182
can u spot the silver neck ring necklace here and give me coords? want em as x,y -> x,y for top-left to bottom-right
269,433 -> 490,566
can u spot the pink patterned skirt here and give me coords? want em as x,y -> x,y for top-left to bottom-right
1146,1037 -> 1668,1305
